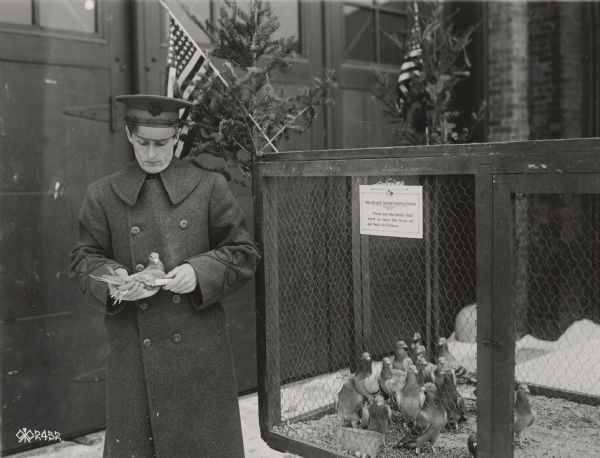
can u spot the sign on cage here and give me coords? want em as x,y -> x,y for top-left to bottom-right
359,179 -> 423,239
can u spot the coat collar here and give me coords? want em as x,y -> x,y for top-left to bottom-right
111,159 -> 202,207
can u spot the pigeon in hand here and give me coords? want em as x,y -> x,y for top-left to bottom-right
379,356 -> 406,400
514,384 -> 536,446
467,433 -> 477,457
392,340 -> 414,372
437,337 -> 467,379
397,382 -> 447,455
354,352 -> 380,403
361,393 -> 392,434
399,364 -> 424,427
438,369 -> 466,430
336,375 -> 365,428
90,252 -> 168,303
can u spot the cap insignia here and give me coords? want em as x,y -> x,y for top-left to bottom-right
148,101 -> 164,116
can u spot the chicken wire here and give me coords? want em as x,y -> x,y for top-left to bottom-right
511,193 -> 600,457
263,174 -> 479,456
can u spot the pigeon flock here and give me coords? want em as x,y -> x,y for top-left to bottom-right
335,332 -> 536,456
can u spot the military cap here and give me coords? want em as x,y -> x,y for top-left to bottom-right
115,94 -> 195,127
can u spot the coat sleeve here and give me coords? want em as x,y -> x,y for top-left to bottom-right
69,183 -> 129,315
185,174 -> 261,310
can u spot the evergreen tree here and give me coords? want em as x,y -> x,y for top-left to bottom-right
372,1 -> 484,145
180,0 -> 336,186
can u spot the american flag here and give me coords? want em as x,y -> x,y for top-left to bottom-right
397,2 -> 422,116
165,14 -> 221,157
160,0 -> 277,156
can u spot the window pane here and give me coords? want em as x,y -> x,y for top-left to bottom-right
379,11 -> 406,65
344,5 -> 374,62
0,0 -> 33,25
38,0 -> 96,34
271,0 -> 301,55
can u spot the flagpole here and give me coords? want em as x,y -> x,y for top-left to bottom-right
158,0 -> 279,153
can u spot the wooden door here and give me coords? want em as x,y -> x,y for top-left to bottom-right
0,0 -> 133,453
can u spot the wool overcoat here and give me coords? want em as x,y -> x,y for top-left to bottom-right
70,158 -> 260,458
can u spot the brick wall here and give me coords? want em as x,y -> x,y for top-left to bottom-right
486,1 -> 586,141
486,1 -> 529,141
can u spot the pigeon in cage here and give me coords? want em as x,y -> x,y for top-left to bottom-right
514,383 -> 536,446
430,356 -> 451,389
398,364 -> 425,427
354,352 -> 380,403
415,355 -> 434,387
392,340 -> 414,372
436,337 -> 467,379
89,252 -> 168,303
396,382 -> 447,455
379,356 -> 406,400
361,393 -> 393,434
336,375 -> 365,428
411,332 -> 427,361
467,432 -> 477,457
438,369 -> 466,430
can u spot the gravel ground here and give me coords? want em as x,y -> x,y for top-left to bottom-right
273,388 -> 600,458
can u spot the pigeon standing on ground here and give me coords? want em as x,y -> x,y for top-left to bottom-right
467,433 -> 477,457
354,352 -> 380,403
438,369 -> 466,430
399,364 -> 424,427
415,355 -> 434,387
411,332 -> 424,361
90,252 -> 168,303
361,393 -> 392,434
393,340 -> 414,372
379,356 -> 406,400
514,384 -> 536,446
397,382 -> 447,455
437,337 -> 467,379
431,356 -> 448,388
336,375 -> 365,428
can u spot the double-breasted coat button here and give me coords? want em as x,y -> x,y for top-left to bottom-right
172,294 -> 181,304
179,219 -> 188,230
142,338 -> 152,347
139,302 -> 148,311
135,264 -> 144,272
130,226 -> 140,235
172,333 -> 182,343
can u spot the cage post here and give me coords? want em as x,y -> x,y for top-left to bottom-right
490,178 -> 517,458
256,175 -> 282,431
423,176 -> 441,354
475,171 -> 495,457
423,176 -> 433,356
351,177 -> 366,358
514,193 -> 529,339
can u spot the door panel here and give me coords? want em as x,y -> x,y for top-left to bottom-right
0,0 -> 132,453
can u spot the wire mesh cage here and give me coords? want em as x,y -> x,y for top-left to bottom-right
510,193 -> 600,457
256,142 -> 600,458
261,174 -> 479,457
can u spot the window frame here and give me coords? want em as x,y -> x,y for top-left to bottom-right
0,0 -> 104,42
342,0 -> 409,66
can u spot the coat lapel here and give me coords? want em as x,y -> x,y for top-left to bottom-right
111,159 -> 203,207
110,162 -> 147,207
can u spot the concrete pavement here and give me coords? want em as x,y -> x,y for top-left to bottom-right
9,393 -> 299,458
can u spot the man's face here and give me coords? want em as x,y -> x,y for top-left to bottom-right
126,125 -> 179,174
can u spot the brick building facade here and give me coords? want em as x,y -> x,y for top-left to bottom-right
485,2 -> 598,141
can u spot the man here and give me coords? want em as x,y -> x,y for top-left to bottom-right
70,94 -> 260,457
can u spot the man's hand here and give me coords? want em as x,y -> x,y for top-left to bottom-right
163,263 -> 197,294
108,268 -> 158,302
